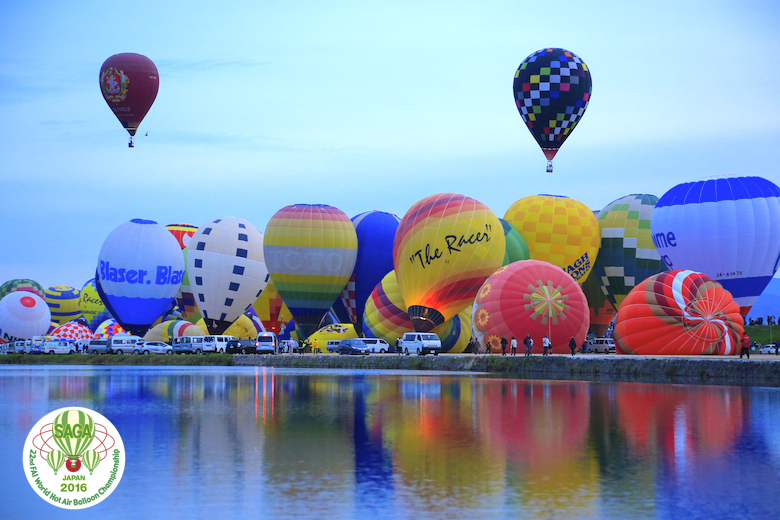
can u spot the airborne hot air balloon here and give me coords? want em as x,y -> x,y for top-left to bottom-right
504,195 -> 599,285
394,193 -> 505,332
96,219 -> 184,336
99,53 -> 159,147
651,176 -> 780,316
340,210 -> 400,336
513,48 -> 592,173
187,217 -> 269,334
613,270 -> 743,355
264,205 -> 358,339
472,260 -> 589,353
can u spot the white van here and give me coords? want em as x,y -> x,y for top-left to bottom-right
587,337 -> 616,354
42,340 -> 76,355
173,336 -> 204,354
109,335 -> 143,355
200,335 -> 235,353
362,338 -> 391,354
256,332 -> 277,354
25,337 -> 47,354
88,338 -> 110,355
401,333 -> 442,356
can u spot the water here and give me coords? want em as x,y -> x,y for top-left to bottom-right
2,366 -> 779,519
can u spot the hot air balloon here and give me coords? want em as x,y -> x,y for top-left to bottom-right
0,278 -> 45,301
251,278 -> 291,334
472,260 -> 589,353
93,318 -> 125,338
51,321 -> 93,342
82,450 -> 101,475
0,292 -> 52,343
79,278 -> 112,332
434,307 -> 472,353
513,48 -> 592,173
500,218 -> 530,266
165,223 -> 198,250
46,450 -> 66,475
614,270 -> 743,355
394,193 -> 505,331
187,217 -> 269,334
504,195 -> 599,285
264,204 -> 358,339
651,176 -> 780,316
580,258 -> 616,338
52,409 -> 94,472
594,194 -> 666,309
143,319 -> 202,343
173,248 -> 203,324
44,286 -> 82,326
99,53 -> 159,147
96,219 -> 184,336
339,210 -> 401,336
362,270 -> 414,342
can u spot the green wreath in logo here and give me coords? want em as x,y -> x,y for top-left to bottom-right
101,67 -> 129,102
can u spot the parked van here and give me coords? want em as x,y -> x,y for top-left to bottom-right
172,336 -> 202,355
88,338 -> 111,355
401,333 -> 442,356
25,337 -> 47,354
326,340 -> 341,353
109,335 -> 143,355
361,338 -> 392,354
200,335 -> 235,353
256,332 -> 277,354
42,340 -> 75,355
587,337 -> 616,354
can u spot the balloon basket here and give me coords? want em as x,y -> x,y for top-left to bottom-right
546,160 -> 553,174
66,457 -> 82,472
128,136 -> 134,148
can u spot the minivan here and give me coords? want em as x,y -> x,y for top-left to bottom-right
88,338 -> 111,355
42,340 -> 76,355
256,332 -> 277,354
109,335 -> 143,355
201,335 -> 235,353
401,333 -> 442,356
172,336 -> 202,354
361,338 -> 392,354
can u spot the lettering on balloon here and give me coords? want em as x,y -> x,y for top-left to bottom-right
652,231 -> 677,249
99,261 -> 183,286
410,224 -> 493,269
566,252 -> 590,281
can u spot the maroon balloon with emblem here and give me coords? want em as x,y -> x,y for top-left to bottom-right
99,53 -> 159,147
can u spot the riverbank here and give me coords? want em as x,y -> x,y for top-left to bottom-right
4,352 -> 780,386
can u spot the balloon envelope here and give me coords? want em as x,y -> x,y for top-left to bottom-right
165,223 -> 198,250
93,319 -> 125,338
175,248 -> 203,325
393,193 -> 505,331
500,218 -> 530,266
99,53 -> 159,139
79,278 -> 112,332
0,279 -> 45,301
651,176 -> 780,315
96,219 -> 184,336
613,270 -> 743,355
264,204 -> 358,339
0,292 -> 51,343
44,286 -> 82,326
513,48 -> 592,171
187,217 -> 269,334
251,278 -> 291,334
51,321 -> 93,342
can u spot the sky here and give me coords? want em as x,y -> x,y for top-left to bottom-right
1,0 -> 779,290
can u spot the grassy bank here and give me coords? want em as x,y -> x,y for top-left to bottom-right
745,325 -> 779,345
0,354 -> 234,366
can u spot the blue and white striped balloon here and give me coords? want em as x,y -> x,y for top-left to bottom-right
651,176 -> 780,315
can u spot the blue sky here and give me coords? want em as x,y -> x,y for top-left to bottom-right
1,0 -> 779,290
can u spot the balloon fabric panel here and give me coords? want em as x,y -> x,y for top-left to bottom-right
500,218 -> 531,266
0,279 -> 46,301
165,223 -> 198,249
44,286 -> 82,326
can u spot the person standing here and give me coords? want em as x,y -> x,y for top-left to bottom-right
740,331 -> 751,359
542,335 -> 551,356
501,336 -> 508,356
569,337 -> 577,356
524,334 -> 533,356
313,338 -> 319,354
510,336 -> 517,355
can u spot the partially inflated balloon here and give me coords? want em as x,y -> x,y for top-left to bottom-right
99,53 -> 159,147
504,195 -> 599,285
340,211 -> 400,336
251,278 -> 291,334
0,279 -> 45,301
394,193 -> 505,331
93,319 -> 125,338
433,307 -> 472,353
51,321 -> 93,342
613,270 -> 743,355
580,258 -> 616,338
195,314 -> 257,339
362,271 -> 414,343
499,218 -> 530,266
0,292 -> 51,343
96,219 -> 184,336
513,48 -> 592,173
264,205 -> 358,339
651,176 -> 780,316
595,194 -> 666,309
44,286 -> 82,326
187,217 -> 269,334
79,279 -> 112,332
143,319 -> 201,342
472,260 -> 588,353
174,248 -> 202,324
165,223 -> 198,250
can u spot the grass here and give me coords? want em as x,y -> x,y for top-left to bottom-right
0,354 -> 234,366
745,325 -> 779,345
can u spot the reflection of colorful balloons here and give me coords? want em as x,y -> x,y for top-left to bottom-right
93,319 -> 125,338
394,193 -> 505,331
79,278 -> 112,332
175,248 -> 202,324
651,176 -> 780,316
595,194 -> 666,309
44,286 -> 82,326
0,292 -> 51,343
614,270 -> 743,355
500,218 -> 530,266
99,53 -> 159,147
504,195 -> 599,285
340,211 -> 400,336
513,48 -> 592,173
51,321 -> 93,342
264,205 -> 358,339
0,278 -> 45,301
187,217 -> 269,334
165,223 -> 198,250
472,260 -> 589,353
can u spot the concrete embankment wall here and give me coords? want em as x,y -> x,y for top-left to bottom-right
233,354 -> 780,386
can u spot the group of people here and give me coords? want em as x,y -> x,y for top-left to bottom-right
467,335 -> 580,356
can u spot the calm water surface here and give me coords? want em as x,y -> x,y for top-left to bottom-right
2,366 -> 779,519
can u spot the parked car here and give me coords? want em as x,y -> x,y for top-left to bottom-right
256,332 -> 278,353
42,340 -> 76,355
109,335 -> 143,355
587,338 -> 616,354
759,344 -> 778,354
133,341 -> 173,355
326,340 -> 341,353
338,338 -> 369,355
172,336 -> 196,354
361,338 -> 392,353
226,338 -> 258,354
201,335 -> 235,353
401,333 -> 442,356
87,338 -> 111,355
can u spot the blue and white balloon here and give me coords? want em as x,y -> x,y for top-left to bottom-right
651,176 -> 780,314
96,219 -> 184,336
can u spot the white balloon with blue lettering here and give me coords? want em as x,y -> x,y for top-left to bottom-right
97,219 -> 184,336
187,217 -> 269,334
651,176 -> 780,315
0,292 -> 52,343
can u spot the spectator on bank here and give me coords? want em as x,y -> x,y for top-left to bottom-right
524,334 -> 533,356
510,336 -> 517,355
501,336 -> 508,356
569,337 -> 577,356
542,335 -> 551,356
740,332 -> 751,359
